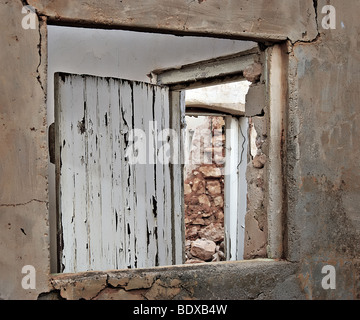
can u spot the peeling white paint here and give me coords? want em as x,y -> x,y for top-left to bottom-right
55,73 -> 181,273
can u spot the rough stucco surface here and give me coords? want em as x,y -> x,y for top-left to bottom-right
0,0 -> 50,299
27,0 -> 318,42
45,260 -> 303,300
1,0 -> 360,299
286,0 -> 360,299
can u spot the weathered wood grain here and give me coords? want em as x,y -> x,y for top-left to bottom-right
55,73 -> 182,272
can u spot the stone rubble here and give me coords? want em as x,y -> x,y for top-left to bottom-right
184,116 -> 226,264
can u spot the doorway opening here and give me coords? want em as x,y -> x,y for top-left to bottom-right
184,115 -> 226,263
182,80 -> 251,264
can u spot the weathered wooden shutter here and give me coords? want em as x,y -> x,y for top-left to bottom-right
54,73 -> 183,273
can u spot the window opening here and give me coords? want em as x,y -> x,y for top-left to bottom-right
48,25 -> 264,273
182,80 -> 251,263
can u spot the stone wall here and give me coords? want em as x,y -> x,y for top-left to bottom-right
184,116 -> 226,263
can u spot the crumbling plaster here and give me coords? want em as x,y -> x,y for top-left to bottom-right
1,0 -> 359,299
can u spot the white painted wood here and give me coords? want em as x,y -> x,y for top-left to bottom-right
132,82 -> 150,268
108,78 -> 123,269
84,76 -> 102,271
98,77 -> 116,270
224,116 -> 239,261
55,75 -> 76,273
236,117 -> 248,261
154,87 -> 170,266
120,80 -> 136,269
158,86 -> 173,265
224,116 -> 248,261
55,73 -> 181,273
170,91 -> 186,265
71,75 -> 89,272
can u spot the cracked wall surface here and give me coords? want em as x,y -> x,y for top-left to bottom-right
41,260 -> 302,300
27,0 -> 318,42
285,0 -> 360,299
0,0 -> 49,299
1,0 -> 360,299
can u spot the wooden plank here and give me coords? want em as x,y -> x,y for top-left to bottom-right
120,79 -> 136,269
109,78 -> 125,270
161,88 -> 173,265
95,78 -> 113,270
170,91 -> 185,265
153,86 -> 168,266
236,117 -> 248,260
84,76 -> 102,271
132,82 -> 149,268
224,116 -> 239,261
55,74 -> 76,273
143,86 -> 157,266
71,75 -> 89,272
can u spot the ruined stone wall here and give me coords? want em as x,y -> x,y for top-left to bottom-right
184,117 -> 226,263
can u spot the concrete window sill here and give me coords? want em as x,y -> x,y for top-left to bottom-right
46,259 -> 300,300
